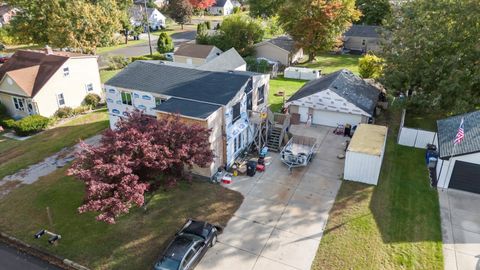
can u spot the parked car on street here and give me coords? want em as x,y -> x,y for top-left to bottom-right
153,219 -> 220,270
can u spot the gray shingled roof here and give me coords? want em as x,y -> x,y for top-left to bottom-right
267,36 -> 296,53
437,111 -> 480,159
213,0 -> 228,7
287,69 -> 379,116
344,25 -> 381,38
155,98 -> 221,119
106,61 -> 252,105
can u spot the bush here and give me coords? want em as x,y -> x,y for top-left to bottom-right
359,54 -> 384,79
73,106 -> 90,115
83,93 -> 102,108
157,32 -> 174,53
1,119 -> 16,129
0,102 -> 8,117
108,55 -> 130,70
131,54 -> 166,62
12,115 -> 50,136
55,107 -> 74,118
233,6 -> 241,14
205,21 -> 211,30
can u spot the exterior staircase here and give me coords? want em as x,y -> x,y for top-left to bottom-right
267,126 -> 283,152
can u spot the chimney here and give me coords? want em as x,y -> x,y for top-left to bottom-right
45,45 -> 53,55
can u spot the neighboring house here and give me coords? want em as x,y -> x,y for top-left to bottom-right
231,0 -> 241,7
436,111 -> 480,194
197,48 -> 247,72
286,69 -> 379,127
133,0 -> 169,8
0,49 -> 102,119
254,36 -> 304,66
129,6 -> 166,30
343,25 -> 383,53
208,0 -> 234,16
104,61 -> 270,177
173,44 -> 223,67
0,4 -> 16,27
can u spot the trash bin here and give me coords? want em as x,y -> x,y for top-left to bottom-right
247,161 -> 257,177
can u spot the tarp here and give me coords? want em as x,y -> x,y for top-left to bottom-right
348,124 -> 388,156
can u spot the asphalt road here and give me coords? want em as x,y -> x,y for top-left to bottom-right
0,243 -> 61,270
98,30 -> 196,67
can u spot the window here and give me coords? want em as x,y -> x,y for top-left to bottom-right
257,85 -> 265,105
57,93 -> 65,106
362,40 -> 366,46
247,92 -> 253,111
12,97 -> 25,111
121,91 -> 132,106
234,133 -> 243,153
63,67 -> 70,76
232,102 -> 241,123
85,83 -> 94,92
155,97 -> 166,107
181,249 -> 195,269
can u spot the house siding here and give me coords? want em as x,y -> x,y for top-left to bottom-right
344,36 -> 382,52
33,57 -> 102,117
254,43 -> 289,66
173,55 -> 207,67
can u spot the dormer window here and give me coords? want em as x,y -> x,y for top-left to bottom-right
63,67 -> 70,76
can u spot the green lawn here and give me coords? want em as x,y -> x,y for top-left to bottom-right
404,112 -> 444,132
269,77 -> 306,112
100,69 -> 122,83
0,167 -> 242,269
0,110 -> 109,179
312,109 -> 443,269
300,53 -> 361,75
96,39 -> 147,54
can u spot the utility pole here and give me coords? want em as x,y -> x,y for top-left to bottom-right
144,0 -> 153,56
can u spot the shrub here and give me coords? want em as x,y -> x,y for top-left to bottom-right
83,93 -> 101,108
1,119 -> 16,129
12,115 -> 50,136
55,107 -> 74,118
157,32 -> 174,53
73,106 -> 90,115
0,102 -> 7,116
359,54 -> 384,79
233,6 -> 241,14
131,56 -> 151,62
205,21 -> 211,30
150,54 -> 166,60
108,55 -> 130,70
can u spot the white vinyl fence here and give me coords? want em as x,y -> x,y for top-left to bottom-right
398,109 -> 438,149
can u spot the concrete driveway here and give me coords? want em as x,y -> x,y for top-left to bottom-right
439,189 -> 480,270
197,126 -> 347,270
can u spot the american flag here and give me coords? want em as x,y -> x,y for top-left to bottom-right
454,118 -> 465,145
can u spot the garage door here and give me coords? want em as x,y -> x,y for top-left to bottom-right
312,109 -> 363,127
449,161 -> 480,194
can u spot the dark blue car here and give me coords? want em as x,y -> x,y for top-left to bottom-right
154,219 -> 220,270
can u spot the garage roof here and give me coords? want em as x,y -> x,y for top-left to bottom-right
348,124 -> 387,156
437,110 -> 480,159
287,69 -> 380,116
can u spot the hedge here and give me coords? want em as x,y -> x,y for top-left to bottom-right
12,115 -> 50,136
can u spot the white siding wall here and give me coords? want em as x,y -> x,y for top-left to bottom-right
33,57 -> 102,117
312,110 -> 364,127
344,134 -> 387,185
437,152 -> 480,190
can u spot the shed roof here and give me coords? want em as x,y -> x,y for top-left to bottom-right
174,44 -> 220,59
213,0 -> 229,7
106,61 -> 253,105
437,111 -> 480,159
155,98 -> 221,119
287,69 -> 380,116
256,36 -> 297,53
348,124 -> 388,156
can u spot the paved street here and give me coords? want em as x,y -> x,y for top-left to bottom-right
439,189 -> 480,270
98,30 -> 196,67
197,125 -> 346,270
0,243 -> 61,270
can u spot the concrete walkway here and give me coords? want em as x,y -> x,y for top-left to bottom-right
197,126 -> 347,270
439,189 -> 480,270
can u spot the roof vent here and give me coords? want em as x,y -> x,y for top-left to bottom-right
45,45 -> 53,55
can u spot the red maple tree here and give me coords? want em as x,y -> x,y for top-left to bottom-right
68,111 -> 214,224
189,0 -> 216,9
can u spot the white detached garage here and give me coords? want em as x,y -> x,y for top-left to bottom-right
286,69 -> 380,127
344,124 -> 388,185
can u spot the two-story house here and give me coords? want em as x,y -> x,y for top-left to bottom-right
104,61 -> 270,177
0,49 -> 102,119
